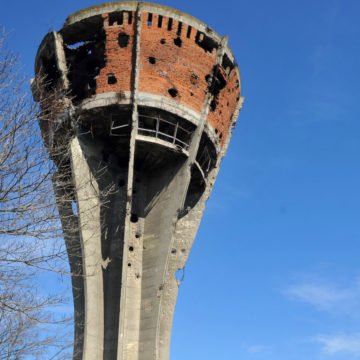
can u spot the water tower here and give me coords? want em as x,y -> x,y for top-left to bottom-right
33,2 -> 243,359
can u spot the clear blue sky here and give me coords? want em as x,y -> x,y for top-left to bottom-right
2,0 -> 360,359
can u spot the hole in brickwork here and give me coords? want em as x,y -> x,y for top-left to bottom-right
215,128 -> 219,134
108,74 -> 117,85
118,179 -> 126,187
177,22 -> 183,36
109,11 -> 124,26
148,56 -> 156,64
147,13 -> 153,26
219,133 -> 223,140
160,38 -> 166,45
129,246 -> 134,252
168,88 -> 178,98
222,53 -> 234,75
187,26 -> 192,38
158,15 -> 163,28
130,214 -> 139,223
168,18 -> 173,31
195,31 -> 218,53
190,72 -> 199,85
174,37 -> 182,47
118,32 -> 130,48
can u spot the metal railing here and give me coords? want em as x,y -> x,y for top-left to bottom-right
138,115 -> 192,151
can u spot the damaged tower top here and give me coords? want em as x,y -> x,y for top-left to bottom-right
33,2 -> 244,360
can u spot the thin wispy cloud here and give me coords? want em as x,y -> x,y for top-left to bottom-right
314,333 -> 360,357
246,345 -> 271,354
285,276 -> 360,314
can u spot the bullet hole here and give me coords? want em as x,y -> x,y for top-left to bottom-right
168,88 -> 178,98
227,101 -> 230,107
130,214 -> 138,223
187,26 -> 192,39
190,92 -> 194,96
129,246 -> 134,252
118,179 -> 126,187
148,56 -> 156,65
158,15 -> 163,28
181,249 -> 186,254
118,32 -> 130,48
135,233 -> 141,239
174,37 -> 182,47
128,263 -> 131,267
108,74 -> 117,85
160,38 -> 166,45
190,72 -> 199,85
219,133 -> 223,140
136,274 -> 141,279
215,128 -> 219,134
171,248 -> 177,255
167,18 -> 173,31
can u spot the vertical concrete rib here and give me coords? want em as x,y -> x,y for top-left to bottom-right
154,36 -> 229,360
118,4 -> 142,360
70,138 -> 104,360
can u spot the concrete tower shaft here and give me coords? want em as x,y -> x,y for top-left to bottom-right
33,2 -> 243,360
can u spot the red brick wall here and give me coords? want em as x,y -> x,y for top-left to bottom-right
207,67 -> 240,146
138,12 -> 217,113
96,12 -> 136,94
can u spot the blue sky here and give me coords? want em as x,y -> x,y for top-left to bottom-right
1,0 -> 360,359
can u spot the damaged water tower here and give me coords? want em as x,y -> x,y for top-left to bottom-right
33,2 -> 243,360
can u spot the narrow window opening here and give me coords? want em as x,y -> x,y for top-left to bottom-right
148,56 -> 156,65
210,99 -> 217,112
167,18 -> 173,31
158,15 -> 163,28
108,74 -> 117,85
174,37 -> 182,47
168,88 -> 178,98
187,26 -> 192,39
177,22 -> 183,36
130,214 -> 139,223
147,13 -> 153,26
118,32 -> 130,48
128,12 -> 133,24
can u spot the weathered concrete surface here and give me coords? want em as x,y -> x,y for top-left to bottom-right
34,2 -> 244,360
